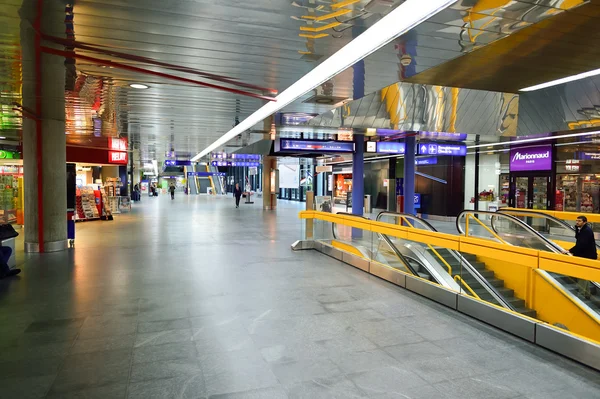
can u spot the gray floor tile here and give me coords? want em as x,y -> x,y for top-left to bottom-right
0,356 -> 63,379
46,382 -> 128,399
71,334 -> 135,354
269,358 -> 342,384
285,376 -> 368,399
384,341 -> 450,363
209,386 -> 288,399
130,358 -> 203,382
330,349 -> 400,374
133,341 -> 197,364
433,377 -> 519,399
348,366 -> 428,395
0,375 -> 56,399
137,317 -> 192,333
135,328 -> 194,347
201,350 -> 279,396
127,375 -> 206,399
0,340 -> 73,362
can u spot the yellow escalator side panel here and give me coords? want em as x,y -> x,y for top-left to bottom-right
331,240 -> 365,259
476,255 -> 531,305
532,271 -> 600,343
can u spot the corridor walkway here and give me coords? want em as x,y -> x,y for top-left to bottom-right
0,195 -> 599,398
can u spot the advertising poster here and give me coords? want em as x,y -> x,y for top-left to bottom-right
279,164 -> 299,188
315,196 -> 333,213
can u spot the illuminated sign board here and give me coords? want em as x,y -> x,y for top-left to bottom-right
376,142 -> 405,154
108,151 -> 128,164
108,137 -> 127,151
416,157 -> 437,165
277,139 -> 354,153
418,143 -> 466,156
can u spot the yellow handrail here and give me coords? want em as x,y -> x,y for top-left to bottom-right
428,245 -> 453,275
454,275 -> 481,299
388,214 -> 453,275
466,214 -> 508,244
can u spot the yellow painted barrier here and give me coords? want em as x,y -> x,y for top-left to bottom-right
331,240 -> 365,259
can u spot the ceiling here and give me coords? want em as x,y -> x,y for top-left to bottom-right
0,0 -> 598,162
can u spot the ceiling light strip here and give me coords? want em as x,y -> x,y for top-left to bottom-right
191,0 -> 454,161
467,131 -> 600,149
520,67 -> 600,92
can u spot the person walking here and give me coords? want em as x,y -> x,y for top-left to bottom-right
169,183 -> 176,200
233,183 -> 243,208
568,215 -> 598,298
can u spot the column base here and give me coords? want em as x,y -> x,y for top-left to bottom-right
25,240 -> 68,253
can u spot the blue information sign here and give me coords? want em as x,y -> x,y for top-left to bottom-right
415,157 -> 437,165
418,143 -> 466,156
376,142 -> 405,154
414,193 -> 421,209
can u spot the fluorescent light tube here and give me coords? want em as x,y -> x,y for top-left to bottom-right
191,0 -> 454,162
467,131 -> 600,149
520,68 -> 600,92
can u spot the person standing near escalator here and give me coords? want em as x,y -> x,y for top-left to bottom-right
568,215 -> 597,298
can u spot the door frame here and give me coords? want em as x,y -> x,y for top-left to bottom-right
509,172 -> 555,209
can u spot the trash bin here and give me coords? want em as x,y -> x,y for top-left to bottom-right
364,194 -> 371,214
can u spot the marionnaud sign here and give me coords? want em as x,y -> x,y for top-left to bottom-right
510,145 -> 552,171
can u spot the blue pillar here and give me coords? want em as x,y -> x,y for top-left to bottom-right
404,136 -> 416,215
351,58 -> 365,217
352,138 -> 364,216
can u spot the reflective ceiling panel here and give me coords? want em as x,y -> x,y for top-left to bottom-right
0,0 -> 595,158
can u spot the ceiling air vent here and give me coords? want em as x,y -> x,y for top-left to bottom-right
303,94 -> 348,105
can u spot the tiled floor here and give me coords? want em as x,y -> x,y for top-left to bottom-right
0,195 -> 599,398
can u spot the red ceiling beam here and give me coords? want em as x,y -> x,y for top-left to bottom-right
41,34 -> 278,95
40,46 -> 277,102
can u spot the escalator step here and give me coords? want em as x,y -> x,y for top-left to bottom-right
515,308 -> 537,318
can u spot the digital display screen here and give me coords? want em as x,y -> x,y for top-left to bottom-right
278,139 -> 355,153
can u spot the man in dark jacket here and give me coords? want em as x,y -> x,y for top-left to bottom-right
569,215 -> 597,298
569,216 -> 597,259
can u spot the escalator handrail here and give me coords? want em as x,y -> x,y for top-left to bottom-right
498,208 -> 600,250
497,209 -> 600,291
457,210 -> 566,254
377,211 -> 515,311
376,211 -> 438,231
333,212 -> 420,277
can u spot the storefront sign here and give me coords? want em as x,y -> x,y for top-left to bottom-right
277,139 -> 354,153
416,157 -> 437,165
418,143 -> 466,156
376,142 -> 405,154
510,145 -> 552,171
108,151 -> 128,164
108,137 -> 128,151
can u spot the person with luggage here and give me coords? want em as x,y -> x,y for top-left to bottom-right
233,183 -> 243,208
169,183 -> 176,200
568,215 -> 598,298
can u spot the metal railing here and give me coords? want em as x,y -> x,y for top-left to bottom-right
377,211 -> 514,311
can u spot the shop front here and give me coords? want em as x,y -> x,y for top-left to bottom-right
67,137 -> 131,220
555,148 -> 600,213
507,144 -> 555,210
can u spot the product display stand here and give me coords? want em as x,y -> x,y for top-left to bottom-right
75,186 -> 100,221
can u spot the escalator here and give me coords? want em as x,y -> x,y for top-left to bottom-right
494,209 -> 600,312
332,212 -> 532,316
457,210 -> 600,335
376,212 -> 535,317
